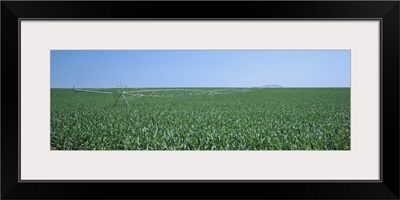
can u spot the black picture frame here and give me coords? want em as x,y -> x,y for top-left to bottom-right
2,1 -> 399,199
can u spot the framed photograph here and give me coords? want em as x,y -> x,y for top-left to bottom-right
2,1 -> 399,199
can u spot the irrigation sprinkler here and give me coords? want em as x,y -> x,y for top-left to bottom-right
73,85 -> 130,106
73,84 -> 283,106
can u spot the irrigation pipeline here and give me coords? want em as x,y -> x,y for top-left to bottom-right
72,85 -> 283,106
73,87 -> 115,94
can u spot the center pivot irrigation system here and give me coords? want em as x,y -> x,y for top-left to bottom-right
73,84 -> 283,106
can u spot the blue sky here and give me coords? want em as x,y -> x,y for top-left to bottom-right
51,50 -> 350,88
